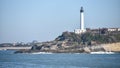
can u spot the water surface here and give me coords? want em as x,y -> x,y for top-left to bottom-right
0,50 -> 120,68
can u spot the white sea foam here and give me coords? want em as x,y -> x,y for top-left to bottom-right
31,52 -> 53,54
90,51 -> 114,54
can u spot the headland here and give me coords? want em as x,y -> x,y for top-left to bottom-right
14,29 -> 120,54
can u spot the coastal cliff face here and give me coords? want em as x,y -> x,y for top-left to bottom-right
15,31 -> 120,53
102,43 -> 120,52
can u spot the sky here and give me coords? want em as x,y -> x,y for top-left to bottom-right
0,0 -> 120,43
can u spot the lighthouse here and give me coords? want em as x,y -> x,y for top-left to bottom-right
74,7 -> 86,34
80,7 -> 84,31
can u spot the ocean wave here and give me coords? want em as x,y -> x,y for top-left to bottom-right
31,52 -> 53,54
90,51 -> 115,54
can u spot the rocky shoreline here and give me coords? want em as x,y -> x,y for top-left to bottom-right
14,42 -> 120,54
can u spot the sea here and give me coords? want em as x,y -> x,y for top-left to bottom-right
0,50 -> 120,68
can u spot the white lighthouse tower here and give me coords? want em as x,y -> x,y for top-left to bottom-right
74,7 -> 86,34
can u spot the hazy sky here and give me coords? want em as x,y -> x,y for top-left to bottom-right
0,0 -> 120,43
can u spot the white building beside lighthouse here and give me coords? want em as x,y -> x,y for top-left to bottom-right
74,7 -> 86,34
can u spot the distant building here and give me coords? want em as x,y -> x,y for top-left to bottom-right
108,28 -> 120,32
108,28 -> 117,32
118,28 -> 120,31
86,28 -> 120,35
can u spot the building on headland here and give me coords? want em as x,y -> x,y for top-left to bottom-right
74,7 -> 86,34
108,28 -> 120,32
86,28 -> 120,35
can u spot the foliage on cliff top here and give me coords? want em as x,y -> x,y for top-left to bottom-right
55,31 -> 120,45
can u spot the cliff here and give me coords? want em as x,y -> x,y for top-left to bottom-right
102,43 -> 120,52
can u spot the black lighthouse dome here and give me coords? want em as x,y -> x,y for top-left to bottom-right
80,7 -> 84,12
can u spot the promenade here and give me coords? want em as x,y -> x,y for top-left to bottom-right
0,47 -> 31,50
